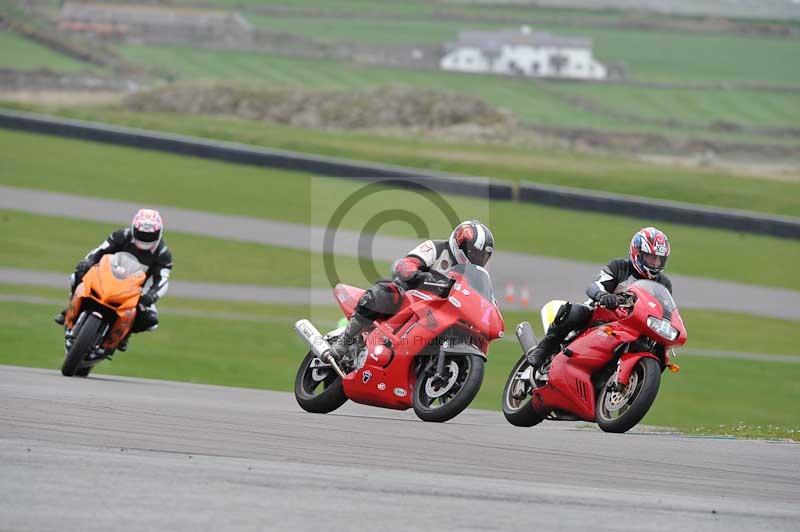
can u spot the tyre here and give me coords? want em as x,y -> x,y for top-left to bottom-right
502,355 -> 546,427
294,350 -> 348,414
413,355 -> 484,423
75,366 -> 92,377
596,357 -> 661,434
61,314 -> 103,377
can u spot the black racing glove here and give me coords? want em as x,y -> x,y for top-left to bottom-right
598,293 -> 619,310
71,260 -> 93,291
139,292 -> 156,308
74,259 -> 92,278
408,270 -> 436,288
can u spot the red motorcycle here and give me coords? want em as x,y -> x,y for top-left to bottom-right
502,280 -> 686,433
294,264 -> 504,422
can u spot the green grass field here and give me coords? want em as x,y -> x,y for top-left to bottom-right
0,30 -> 92,71
2,129 -> 798,291
116,45 -> 800,134
0,210 -> 388,288
240,14 -> 800,86
4,109 -> 800,217
0,287 -> 796,440
554,82 -> 800,129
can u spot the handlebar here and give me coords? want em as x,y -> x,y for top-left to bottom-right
591,292 -> 637,310
422,278 -> 455,297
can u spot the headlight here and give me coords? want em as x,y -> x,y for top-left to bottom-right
647,316 -> 679,341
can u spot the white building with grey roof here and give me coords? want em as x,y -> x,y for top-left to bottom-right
441,27 -> 607,80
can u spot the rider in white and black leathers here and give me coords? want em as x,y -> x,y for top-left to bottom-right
526,227 -> 673,369
330,220 -> 494,360
54,209 -> 173,348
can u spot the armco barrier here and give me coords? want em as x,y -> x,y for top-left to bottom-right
518,182 -> 800,238
0,110 -> 511,201
1,109 -> 798,239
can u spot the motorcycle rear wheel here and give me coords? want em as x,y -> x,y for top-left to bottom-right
294,350 -> 348,414
413,355 -> 484,423
502,355 -> 545,427
61,314 -> 103,377
596,357 -> 661,433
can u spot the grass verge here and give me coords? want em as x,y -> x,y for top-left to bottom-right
0,210 -> 388,288
2,129 -> 799,291
6,106 -> 799,218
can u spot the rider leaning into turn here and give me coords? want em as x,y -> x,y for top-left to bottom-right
526,227 -> 673,369
54,209 -> 173,351
330,220 -> 495,361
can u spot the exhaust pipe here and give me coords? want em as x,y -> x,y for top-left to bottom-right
294,319 -> 346,379
515,321 -> 538,360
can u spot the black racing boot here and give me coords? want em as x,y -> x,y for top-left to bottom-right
117,336 -> 130,352
54,308 -> 67,326
525,332 -> 564,369
329,315 -> 371,363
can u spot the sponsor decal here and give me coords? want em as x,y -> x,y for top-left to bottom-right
440,260 -> 449,270
393,387 -> 407,398
420,242 -> 433,253
408,290 -> 433,301
377,383 -> 386,391
362,370 -> 372,384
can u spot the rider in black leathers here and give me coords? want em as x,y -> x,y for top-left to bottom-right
54,209 -> 173,350
526,227 -> 672,368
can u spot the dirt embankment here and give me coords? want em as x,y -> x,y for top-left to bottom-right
123,83 -> 516,130
121,81 -> 799,169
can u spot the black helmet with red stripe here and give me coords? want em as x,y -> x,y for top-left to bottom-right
449,220 -> 494,267
630,227 -> 670,279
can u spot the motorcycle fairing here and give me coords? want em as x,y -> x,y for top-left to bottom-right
339,272 -> 503,410
334,283 -> 365,319
64,254 -> 146,349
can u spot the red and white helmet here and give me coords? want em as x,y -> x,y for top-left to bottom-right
630,227 -> 670,279
448,220 -> 494,267
131,209 -> 163,252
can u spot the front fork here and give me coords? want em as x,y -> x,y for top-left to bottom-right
609,352 -> 660,391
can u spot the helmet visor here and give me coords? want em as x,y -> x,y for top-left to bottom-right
466,246 -> 492,267
133,227 -> 160,243
642,252 -> 667,271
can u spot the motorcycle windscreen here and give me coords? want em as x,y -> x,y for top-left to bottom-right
630,280 -> 676,319
109,252 -> 148,280
450,264 -> 494,301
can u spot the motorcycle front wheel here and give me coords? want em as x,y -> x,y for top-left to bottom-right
61,314 -> 103,377
413,355 -> 484,423
502,355 -> 545,427
294,350 -> 348,414
596,357 -> 661,433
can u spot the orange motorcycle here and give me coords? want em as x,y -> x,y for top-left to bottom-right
61,252 -> 147,377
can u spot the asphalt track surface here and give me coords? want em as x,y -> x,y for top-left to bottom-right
2,365 -> 798,532
2,185 -> 799,319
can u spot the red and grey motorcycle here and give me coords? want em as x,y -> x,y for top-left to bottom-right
503,280 -> 686,433
294,264 -> 504,422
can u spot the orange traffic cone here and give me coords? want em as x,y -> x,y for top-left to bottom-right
520,284 -> 531,307
504,282 -> 516,304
